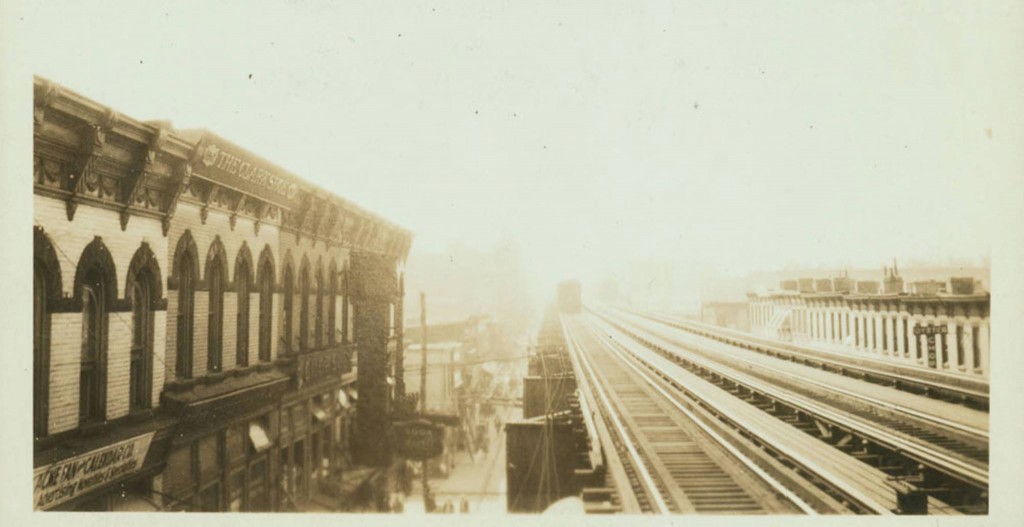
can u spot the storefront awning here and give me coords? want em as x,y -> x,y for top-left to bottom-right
312,407 -> 329,422
249,423 -> 271,453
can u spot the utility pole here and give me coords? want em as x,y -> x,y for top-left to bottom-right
420,292 -> 428,414
419,292 -> 432,511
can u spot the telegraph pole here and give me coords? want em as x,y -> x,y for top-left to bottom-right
419,292 -> 432,511
420,292 -> 428,414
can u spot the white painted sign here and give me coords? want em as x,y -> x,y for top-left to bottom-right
34,432 -> 155,510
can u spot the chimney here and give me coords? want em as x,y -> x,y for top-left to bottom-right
856,280 -> 880,294
950,277 -> 975,295
884,273 -> 905,295
912,280 -> 942,296
833,275 -> 853,294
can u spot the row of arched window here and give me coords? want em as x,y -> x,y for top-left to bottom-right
33,226 -> 352,440
34,228 -> 163,438
171,232 -> 350,381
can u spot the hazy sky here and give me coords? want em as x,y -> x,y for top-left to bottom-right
9,0 -> 1021,295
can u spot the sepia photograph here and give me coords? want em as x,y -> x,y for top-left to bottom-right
1,0 -> 1023,524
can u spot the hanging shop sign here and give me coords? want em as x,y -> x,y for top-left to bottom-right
33,432 -> 155,510
392,420 -> 445,461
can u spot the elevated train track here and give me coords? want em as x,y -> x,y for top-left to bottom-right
628,308 -> 989,410
587,306 -> 987,514
563,315 -> 827,514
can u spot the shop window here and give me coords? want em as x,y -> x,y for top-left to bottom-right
164,444 -> 195,509
226,424 -> 246,467
293,439 -> 306,498
237,260 -> 251,367
207,255 -> 225,373
300,264 -> 310,351
280,447 -> 292,498
198,433 -> 222,483
315,268 -> 324,348
79,269 -> 107,423
228,469 -> 245,512
130,276 -> 154,410
198,482 -> 221,512
248,458 -> 268,511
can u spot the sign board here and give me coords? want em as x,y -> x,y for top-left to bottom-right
297,347 -> 350,390
194,133 -> 301,208
914,325 -> 947,369
392,420 -> 445,461
34,432 -> 155,510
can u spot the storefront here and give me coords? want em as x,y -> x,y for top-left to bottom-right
278,344 -> 357,509
160,369 -> 290,511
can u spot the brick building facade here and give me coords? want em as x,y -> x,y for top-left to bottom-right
33,78 -> 412,511
748,270 -> 990,378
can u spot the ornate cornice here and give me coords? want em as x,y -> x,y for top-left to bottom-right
34,76 -> 414,257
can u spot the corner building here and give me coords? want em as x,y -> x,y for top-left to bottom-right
33,78 -> 412,511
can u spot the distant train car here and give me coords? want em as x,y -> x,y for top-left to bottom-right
557,280 -> 582,314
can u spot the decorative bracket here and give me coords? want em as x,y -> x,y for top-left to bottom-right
295,194 -> 317,243
199,184 -> 220,225
120,126 -> 166,231
253,201 -> 269,236
66,111 -> 117,221
229,194 -> 247,231
33,81 -> 62,133
163,160 -> 194,236
320,204 -> 340,247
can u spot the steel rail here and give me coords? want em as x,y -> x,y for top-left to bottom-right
628,307 -> 988,405
561,317 -> 671,514
586,315 -> 902,514
616,309 -> 989,441
576,316 -> 820,515
596,311 -> 989,491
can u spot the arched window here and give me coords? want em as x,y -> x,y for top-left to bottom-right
127,243 -> 161,410
258,251 -> 274,362
341,266 -> 350,345
130,274 -> 154,410
282,264 -> 293,354
34,227 -> 61,438
328,266 -> 337,345
34,266 -> 50,436
207,255 -> 225,373
300,263 -> 310,351
237,259 -> 251,367
315,267 -> 324,348
79,267 -> 107,423
177,251 -> 195,379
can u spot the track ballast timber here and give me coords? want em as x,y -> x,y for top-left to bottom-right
563,315 -> 820,514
